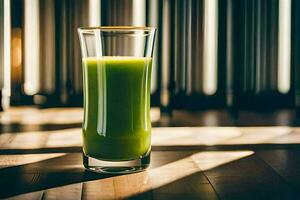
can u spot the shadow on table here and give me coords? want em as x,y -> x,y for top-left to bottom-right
1,145 -> 300,199
129,151 -> 300,200
0,153 -> 109,199
0,147 -> 82,155
0,150 -> 194,199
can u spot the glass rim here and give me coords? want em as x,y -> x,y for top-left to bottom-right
78,26 -> 156,32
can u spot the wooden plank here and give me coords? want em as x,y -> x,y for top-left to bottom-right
1,107 -> 299,127
0,149 -> 297,199
81,151 -> 194,200
6,191 -> 43,200
1,127 -> 300,150
2,106 -> 300,199
0,107 -> 160,126
0,107 -> 83,125
81,151 -> 219,200
113,172 -> 152,199
0,153 -> 66,169
0,129 -> 81,150
152,127 -> 300,146
0,153 -> 84,199
199,152 -> 299,199
148,151 -> 218,200
82,177 -> 115,200
151,183 -> 218,200
82,172 -> 152,199
42,183 -> 82,200
0,133 -> 15,147
0,171 -> 45,199
257,150 -> 300,189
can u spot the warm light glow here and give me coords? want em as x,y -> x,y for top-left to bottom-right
152,127 -> 293,146
0,107 -> 160,125
24,0 -> 40,95
83,171 -> 149,199
149,154 -> 202,188
81,150 -> 253,199
278,0 -> 291,93
43,183 -> 83,199
152,127 -> 241,145
192,151 -> 254,170
150,151 -> 253,188
11,38 -> 22,68
222,127 -> 291,144
11,28 -> 22,85
0,107 -> 83,125
0,129 -> 81,149
46,129 -> 82,147
0,126 -> 296,150
203,0 -> 218,95
41,0 -> 55,93
150,107 -> 160,122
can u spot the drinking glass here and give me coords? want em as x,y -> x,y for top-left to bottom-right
78,26 -> 156,174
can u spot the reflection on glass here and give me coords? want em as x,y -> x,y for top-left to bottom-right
79,27 -> 156,174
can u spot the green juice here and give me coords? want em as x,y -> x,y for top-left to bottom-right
82,56 -> 152,161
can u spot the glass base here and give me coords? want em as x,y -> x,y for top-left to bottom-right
83,153 -> 150,174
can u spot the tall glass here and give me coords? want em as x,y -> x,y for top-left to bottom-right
78,27 -> 156,174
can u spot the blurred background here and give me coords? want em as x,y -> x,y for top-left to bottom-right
2,1 -> 300,198
1,0 -> 300,117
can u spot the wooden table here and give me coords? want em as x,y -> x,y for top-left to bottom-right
1,107 -> 300,199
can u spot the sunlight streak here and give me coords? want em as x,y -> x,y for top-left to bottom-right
0,153 -> 66,169
192,151 -> 254,170
0,129 -> 81,149
0,107 -> 160,125
78,150 -> 253,199
0,126 -> 298,150
152,127 -> 293,145
150,151 -> 253,189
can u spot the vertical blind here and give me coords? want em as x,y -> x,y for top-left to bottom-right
4,0 -> 300,111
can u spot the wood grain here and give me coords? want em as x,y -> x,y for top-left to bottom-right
43,183 -> 82,200
202,153 -> 300,199
6,191 -> 43,200
257,150 -> 300,190
1,127 -> 300,151
0,107 -> 300,199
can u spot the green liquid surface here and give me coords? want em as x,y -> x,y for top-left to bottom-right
82,56 -> 152,161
